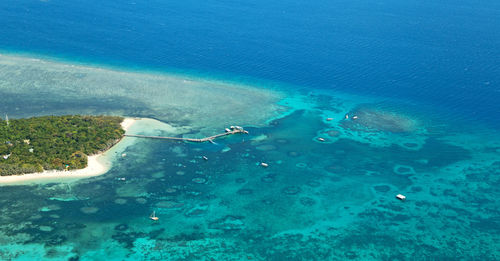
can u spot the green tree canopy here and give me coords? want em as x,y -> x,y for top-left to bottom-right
0,115 -> 124,176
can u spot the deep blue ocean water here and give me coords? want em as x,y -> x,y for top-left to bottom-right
1,0 -> 500,260
1,0 -> 499,126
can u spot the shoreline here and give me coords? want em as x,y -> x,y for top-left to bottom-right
0,117 -> 138,186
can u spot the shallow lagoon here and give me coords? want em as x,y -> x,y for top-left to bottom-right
1,55 -> 500,260
0,54 -> 284,135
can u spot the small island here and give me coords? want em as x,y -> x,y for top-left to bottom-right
0,115 -> 125,176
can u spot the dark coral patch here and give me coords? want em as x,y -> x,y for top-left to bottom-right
114,224 -> 129,231
325,164 -> 345,173
262,199 -> 274,205
275,139 -> 289,144
65,223 -> 86,229
299,197 -> 316,206
256,144 -> 277,151
394,165 -> 415,175
411,186 -> 423,192
235,178 -> 246,184
261,174 -> 276,183
192,177 -> 207,184
185,205 -> 208,217
282,186 -> 301,195
403,142 -> 418,148
327,130 -> 340,137
295,162 -> 307,168
209,215 -> 245,231
345,251 -> 358,259
46,234 -> 67,246
306,180 -> 321,187
237,188 -> 253,195
373,185 -> 391,193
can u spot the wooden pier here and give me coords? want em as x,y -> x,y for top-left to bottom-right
123,127 -> 248,143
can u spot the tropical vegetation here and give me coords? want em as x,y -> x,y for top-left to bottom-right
0,115 -> 124,176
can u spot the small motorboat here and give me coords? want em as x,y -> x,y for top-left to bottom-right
396,194 -> 406,201
150,211 -> 159,221
318,137 -> 325,142
202,156 -> 208,161
260,162 -> 269,167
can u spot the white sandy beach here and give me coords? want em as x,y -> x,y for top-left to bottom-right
0,117 -> 139,186
0,155 -> 110,185
120,117 -> 137,132
0,117 -> 186,186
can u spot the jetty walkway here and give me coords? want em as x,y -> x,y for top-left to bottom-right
123,126 -> 248,143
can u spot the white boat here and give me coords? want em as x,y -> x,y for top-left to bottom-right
396,194 -> 406,201
150,211 -> 159,221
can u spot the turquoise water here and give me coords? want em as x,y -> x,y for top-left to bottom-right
0,0 -> 500,259
1,0 -> 499,126
0,59 -> 499,259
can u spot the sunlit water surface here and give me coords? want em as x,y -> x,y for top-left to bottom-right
0,0 -> 500,259
0,56 -> 499,260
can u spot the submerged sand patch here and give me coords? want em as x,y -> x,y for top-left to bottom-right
0,54 -> 285,134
